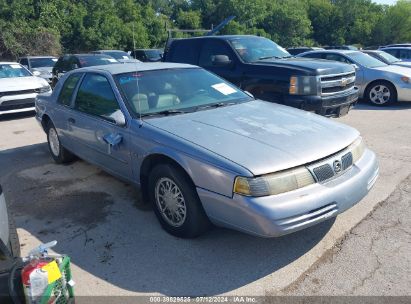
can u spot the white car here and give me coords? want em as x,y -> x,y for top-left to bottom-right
0,62 -> 51,115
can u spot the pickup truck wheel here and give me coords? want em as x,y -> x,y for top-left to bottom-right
46,121 -> 74,164
148,164 -> 210,238
366,81 -> 396,106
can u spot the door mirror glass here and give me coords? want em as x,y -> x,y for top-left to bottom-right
212,55 -> 232,67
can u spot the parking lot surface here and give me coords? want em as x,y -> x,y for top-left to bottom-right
0,103 -> 410,296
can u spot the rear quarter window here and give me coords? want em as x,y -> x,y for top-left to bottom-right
58,73 -> 83,106
168,40 -> 200,64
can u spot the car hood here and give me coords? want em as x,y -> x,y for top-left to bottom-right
393,61 -> 411,68
256,57 -> 354,75
0,76 -> 47,92
373,64 -> 411,76
32,67 -> 53,74
146,100 -> 359,176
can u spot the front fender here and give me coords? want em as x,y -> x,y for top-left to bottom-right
141,145 -> 239,198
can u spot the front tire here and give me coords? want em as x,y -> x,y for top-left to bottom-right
148,164 -> 210,238
46,121 -> 74,164
366,81 -> 397,106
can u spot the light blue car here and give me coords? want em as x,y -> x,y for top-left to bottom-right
35,63 -> 379,238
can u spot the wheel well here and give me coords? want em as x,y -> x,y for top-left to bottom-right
41,114 -> 51,132
365,79 -> 397,98
139,154 -> 193,203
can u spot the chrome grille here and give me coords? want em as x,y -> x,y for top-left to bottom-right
313,164 -> 334,182
0,89 -> 36,97
320,72 -> 356,96
311,151 -> 354,183
341,152 -> 353,170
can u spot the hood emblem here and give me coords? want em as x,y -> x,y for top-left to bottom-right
333,160 -> 342,173
341,78 -> 348,87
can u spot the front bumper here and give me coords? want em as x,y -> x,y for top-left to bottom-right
198,149 -> 379,237
0,94 -> 37,115
284,87 -> 359,117
396,83 -> 411,102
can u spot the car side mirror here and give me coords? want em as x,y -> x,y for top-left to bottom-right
107,110 -> 126,127
32,70 -> 41,76
352,64 -> 359,70
212,55 -> 232,67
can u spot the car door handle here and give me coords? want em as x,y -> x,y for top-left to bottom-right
68,118 -> 75,124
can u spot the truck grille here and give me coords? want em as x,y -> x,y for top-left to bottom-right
320,72 -> 356,96
0,89 -> 37,97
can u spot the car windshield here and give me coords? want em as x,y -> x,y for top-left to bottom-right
78,56 -> 118,67
115,68 -> 252,116
0,64 -> 32,78
229,37 -> 291,62
377,51 -> 401,64
30,57 -> 58,68
103,51 -> 131,60
348,52 -> 388,68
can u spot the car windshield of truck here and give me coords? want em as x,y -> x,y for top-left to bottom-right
146,50 -> 162,60
103,51 -> 131,60
348,52 -> 388,68
377,51 -> 401,64
31,57 -> 58,68
78,56 -> 118,67
0,64 -> 32,78
229,37 -> 291,62
115,68 -> 252,116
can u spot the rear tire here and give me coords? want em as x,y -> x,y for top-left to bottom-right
148,164 -> 210,238
365,81 -> 397,106
46,121 -> 74,164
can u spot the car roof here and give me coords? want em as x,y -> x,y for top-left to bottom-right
20,56 -> 56,59
74,62 -> 197,75
380,47 -> 410,50
301,49 -> 358,55
0,62 -> 20,65
171,35 -> 263,41
94,50 -> 127,53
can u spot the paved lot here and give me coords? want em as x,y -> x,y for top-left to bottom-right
0,102 -> 410,297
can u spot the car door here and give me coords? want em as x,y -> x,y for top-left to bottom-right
198,39 -> 241,85
53,72 -> 84,150
399,49 -> 411,62
68,72 -> 133,180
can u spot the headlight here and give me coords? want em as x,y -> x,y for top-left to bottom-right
289,76 -> 318,95
233,166 -> 315,197
349,137 -> 366,163
401,76 -> 410,83
35,85 -> 51,93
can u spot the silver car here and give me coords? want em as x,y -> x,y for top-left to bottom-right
35,63 -> 379,238
298,50 -> 411,106
363,50 -> 411,69
0,62 -> 52,115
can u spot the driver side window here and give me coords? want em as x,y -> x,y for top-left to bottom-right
74,73 -> 121,121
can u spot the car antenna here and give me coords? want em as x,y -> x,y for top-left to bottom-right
132,21 -> 143,128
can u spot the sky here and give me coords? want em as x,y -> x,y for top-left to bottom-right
373,0 -> 397,4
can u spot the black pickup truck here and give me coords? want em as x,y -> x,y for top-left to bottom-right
164,35 -> 359,117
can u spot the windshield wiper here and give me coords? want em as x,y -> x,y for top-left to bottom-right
257,55 -> 283,60
195,102 -> 237,110
140,109 -> 187,117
